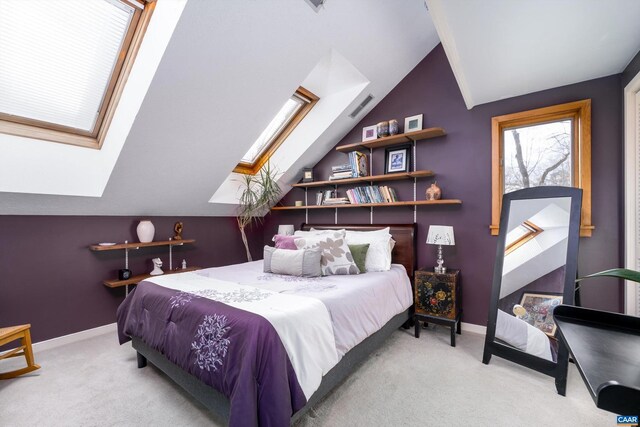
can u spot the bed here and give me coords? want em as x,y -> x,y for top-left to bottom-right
117,224 -> 416,426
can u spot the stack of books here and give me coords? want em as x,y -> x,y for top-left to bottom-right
329,164 -> 353,181
345,185 -> 398,205
323,197 -> 350,206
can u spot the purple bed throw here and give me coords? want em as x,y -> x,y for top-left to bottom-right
117,281 -> 307,427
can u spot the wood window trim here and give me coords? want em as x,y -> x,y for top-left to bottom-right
233,87 -> 319,175
0,0 -> 155,150
491,99 -> 593,237
505,221 -> 543,256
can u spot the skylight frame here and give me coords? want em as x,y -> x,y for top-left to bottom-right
234,87 -> 319,175
0,0 -> 154,149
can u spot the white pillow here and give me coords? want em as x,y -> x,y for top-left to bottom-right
294,229 -> 345,237
345,229 -> 393,272
294,231 -> 359,275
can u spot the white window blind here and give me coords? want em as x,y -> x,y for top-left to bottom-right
240,94 -> 308,164
0,0 -> 135,132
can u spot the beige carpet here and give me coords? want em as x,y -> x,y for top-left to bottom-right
0,326 -> 611,426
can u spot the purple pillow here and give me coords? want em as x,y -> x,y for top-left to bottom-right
273,234 -> 298,250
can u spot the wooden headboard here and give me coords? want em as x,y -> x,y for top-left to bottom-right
301,224 -> 417,280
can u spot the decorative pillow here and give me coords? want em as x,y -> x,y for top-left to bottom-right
272,234 -> 298,250
294,231 -> 359,275
345,229 -> 393,272
263,246 -> 322,277
348,244 -> 369,274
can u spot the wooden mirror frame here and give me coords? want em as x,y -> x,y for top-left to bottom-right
491,99 -> 593,237
482,186 -> 583,396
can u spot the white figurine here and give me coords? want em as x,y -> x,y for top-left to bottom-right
181,259 -> 187,270
150,257 -> 164,276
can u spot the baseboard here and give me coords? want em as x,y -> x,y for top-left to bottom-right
33,323 -> 117,352
461,322 -> 486,336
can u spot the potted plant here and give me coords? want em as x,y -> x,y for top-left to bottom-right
577,268 -> 640,284
236,162 -> 282,262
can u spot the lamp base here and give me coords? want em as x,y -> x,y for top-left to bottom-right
434,266 -> 447,274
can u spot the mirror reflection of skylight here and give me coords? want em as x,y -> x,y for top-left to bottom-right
240,95 -> 306,164
0,0 -> 135,132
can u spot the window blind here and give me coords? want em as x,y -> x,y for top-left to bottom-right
0,0 -> 135,132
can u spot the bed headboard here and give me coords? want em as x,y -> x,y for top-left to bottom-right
301,224 -> 417,280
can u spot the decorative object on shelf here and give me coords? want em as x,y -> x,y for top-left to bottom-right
389,119 -> 399,135
236,162 -> 282,261
362,125 -> 377,142
118,269 -> 132,280
295,200 -> 304,207
302,168 -> 314,182
150,258 -> 164,276
384,144 -> 411,174
277,224 -> 295,236
426,181 -> 442,200
173,221 -> 183,240
136,220 -> 155,243
426,225 -> 455,274
376,121 -> 390,137
181,259 -> 187,270
329,163 -> 354,180
316,191 -> 324,205
404,114 -> 423,132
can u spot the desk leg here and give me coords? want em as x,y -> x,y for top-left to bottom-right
456,319 -> 461,335
450,325 -> 456,347
414,318 -> 420,338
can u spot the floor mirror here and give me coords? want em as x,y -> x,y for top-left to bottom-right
482,186 -> 582,395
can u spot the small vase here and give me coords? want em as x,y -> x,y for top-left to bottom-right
389,119 -> 399,135
136,220 -> 155,243
377,121 -> 390,138
426,182 -> 442,200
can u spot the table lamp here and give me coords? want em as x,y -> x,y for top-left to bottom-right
277,224 -> 295,236
426,225 -> 455,273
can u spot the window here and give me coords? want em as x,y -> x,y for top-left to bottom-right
0,0 -> 154,149
234,87 -> 319,175
505,221 -> 543,256
491,99 -> 592,236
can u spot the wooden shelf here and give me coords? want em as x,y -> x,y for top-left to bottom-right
292,170 -> 434,188
89,239 -> 195,251
103,266 -> 202,288
335,127 -> 446,152
272,199 -> 461,210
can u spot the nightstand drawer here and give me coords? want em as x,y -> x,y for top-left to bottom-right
414,269 -> 460,319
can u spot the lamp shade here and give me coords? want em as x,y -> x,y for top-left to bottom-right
277,224 -> 295,236
426,225 -> 455,246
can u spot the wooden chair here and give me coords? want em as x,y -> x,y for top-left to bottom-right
0,324 -> 40,379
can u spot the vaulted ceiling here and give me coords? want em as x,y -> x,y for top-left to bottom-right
1,0 -> 639,216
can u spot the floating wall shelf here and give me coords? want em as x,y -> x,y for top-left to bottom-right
335,127 -> 446,152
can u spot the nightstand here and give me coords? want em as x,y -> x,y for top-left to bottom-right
414,269 -> 461,347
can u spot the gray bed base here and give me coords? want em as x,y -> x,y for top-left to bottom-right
132,308 -> 411,425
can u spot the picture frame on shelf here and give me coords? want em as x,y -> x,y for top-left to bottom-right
384,144 -> 411,174
404,114 -> 423,132
518,292 -> 563,336
362,125 -> 378,142
302,167 -> 314,182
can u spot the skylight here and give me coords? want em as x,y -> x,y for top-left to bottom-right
0,0 -> 152,148
235,87 -> 318,175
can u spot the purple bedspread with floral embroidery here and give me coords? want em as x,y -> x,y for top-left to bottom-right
116,281 -> 306,427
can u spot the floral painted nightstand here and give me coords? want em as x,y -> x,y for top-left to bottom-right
414,269 -> 461,347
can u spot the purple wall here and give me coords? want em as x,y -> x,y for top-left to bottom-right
0,216 -> 261,343
266,44 -> 624,326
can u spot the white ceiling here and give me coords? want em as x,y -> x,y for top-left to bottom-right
2,0 -> 640,215
427,0 -> 640,109
0,0 -> 438,215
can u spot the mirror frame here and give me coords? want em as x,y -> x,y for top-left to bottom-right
490,99 -> 592,237
482,186 -> 582,396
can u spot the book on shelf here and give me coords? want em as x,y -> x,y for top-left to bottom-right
323,197 -> 350,205
345,185 -> 398,205
332,163 -> 352,173
348,151 -> 368,177
329,171 -> 354,180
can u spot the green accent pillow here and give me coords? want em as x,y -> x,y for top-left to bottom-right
348,244 -> 370,274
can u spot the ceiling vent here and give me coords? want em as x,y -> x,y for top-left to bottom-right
349,94 -> 374,119
304,0 -> 325,12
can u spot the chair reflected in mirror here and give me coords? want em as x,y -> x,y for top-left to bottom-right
483,186 -> 582,395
